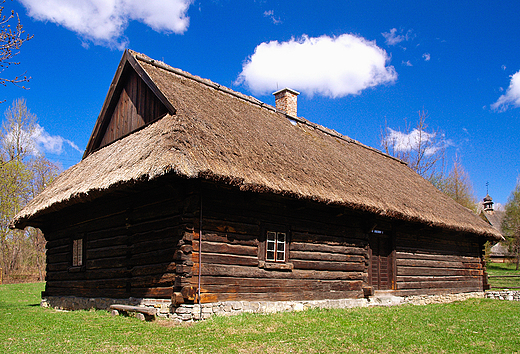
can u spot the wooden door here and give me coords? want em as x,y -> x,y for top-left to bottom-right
369,231 -> 394,290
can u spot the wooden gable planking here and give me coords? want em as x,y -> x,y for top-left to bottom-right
83,50 -> 175,158
98,69 -> 169,149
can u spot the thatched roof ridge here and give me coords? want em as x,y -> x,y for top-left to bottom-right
11,50 -> 501,240
131,51 -> 404,166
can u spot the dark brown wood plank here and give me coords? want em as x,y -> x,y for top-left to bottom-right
396,251 -> 480,263
290,242 -> 367,256
200,290 -> 363,303
130,273 -> 176,287
200,275 -> 366,287
200,280 -> 363,293
397,266 -> 481,277
290,251 -> 365,263
87,245 -> 128,260
193,252 -> 259,267
392,287 -> 482,297
397,275 -> 481,282
130,287 -> 172,298
291,260 -> 365,272
397,280 -> 482,290
195,263 -> 367,280
193,240 -> 257,256
397,258 -> 481,269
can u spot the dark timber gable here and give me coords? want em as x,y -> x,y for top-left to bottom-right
98,69 -> 168,149
83,50 -> 174,157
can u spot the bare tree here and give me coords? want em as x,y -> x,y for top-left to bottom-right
1,97 -> 37,161
433,159 -> 477,212
0,98 -> 59,282
0,0 -> 32,88
381,111 -> 479,211
381,110 -> 446,180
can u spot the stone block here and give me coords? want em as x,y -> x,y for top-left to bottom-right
293,303 -> 304,312
175,307 -> 191,314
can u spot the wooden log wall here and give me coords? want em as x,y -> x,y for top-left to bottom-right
393,227 -> 484,296
193,183 -> 369,303
42,177 -> 197,299
40,175 -> 487,303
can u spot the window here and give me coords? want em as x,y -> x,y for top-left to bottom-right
266,231 -> 286,262
72,238 -> 83,267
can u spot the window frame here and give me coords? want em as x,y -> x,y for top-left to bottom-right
259,224 -> 291,268
69,234 -> 86,272
266,231 -> 287,262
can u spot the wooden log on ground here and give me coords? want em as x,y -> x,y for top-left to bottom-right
109,304 -> 157,321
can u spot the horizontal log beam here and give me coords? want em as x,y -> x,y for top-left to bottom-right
199,290 -> 363,303
193,240 -> 257,256
397,266 -> 481,277
290,251 -> 365,263
291,260 -> 365,272
290,242 -> 367,256
194,263 -> 367,280
397,258 -> 481,269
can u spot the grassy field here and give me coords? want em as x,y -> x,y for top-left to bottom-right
487,262 -> 520,289
1,283 -> 520,353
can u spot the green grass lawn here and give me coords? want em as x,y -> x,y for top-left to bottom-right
487,262 -> 520,289
1,282 -> 520,353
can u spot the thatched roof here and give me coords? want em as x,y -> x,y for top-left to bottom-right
490,242 -> 514,258
480,209 -> 506,238
11,50 -> 501,240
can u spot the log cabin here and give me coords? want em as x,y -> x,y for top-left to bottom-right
12,50 -> 501,312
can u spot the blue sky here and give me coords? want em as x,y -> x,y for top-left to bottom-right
2,0 -> 519,206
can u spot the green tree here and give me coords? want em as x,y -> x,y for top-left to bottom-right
502,179 -> 520,270
0,98 -> 58,282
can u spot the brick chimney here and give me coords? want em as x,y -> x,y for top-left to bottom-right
273,88 -> 300,117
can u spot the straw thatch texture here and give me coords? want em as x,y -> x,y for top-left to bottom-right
12,51 -> 501,240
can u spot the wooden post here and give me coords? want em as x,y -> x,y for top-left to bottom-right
0,267 -> 2,284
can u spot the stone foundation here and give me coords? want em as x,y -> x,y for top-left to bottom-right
41,296 -> 173,318
485,290 -> 520,301
401,292 -> 485,305
41,291 -> 486,322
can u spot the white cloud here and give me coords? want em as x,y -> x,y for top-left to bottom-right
382,28 -> 414,46
422,53 -> 431,61
18,0 -> 193,48
4,124 -> 82,157
32,124 -> 83,155
491,70 -> 520,111
402,60 -> 413,67
384,128 -> 442,156
237,34 -> 397,98
263,10 -> 282,24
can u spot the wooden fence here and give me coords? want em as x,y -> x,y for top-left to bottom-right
488,275 -> 520,289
